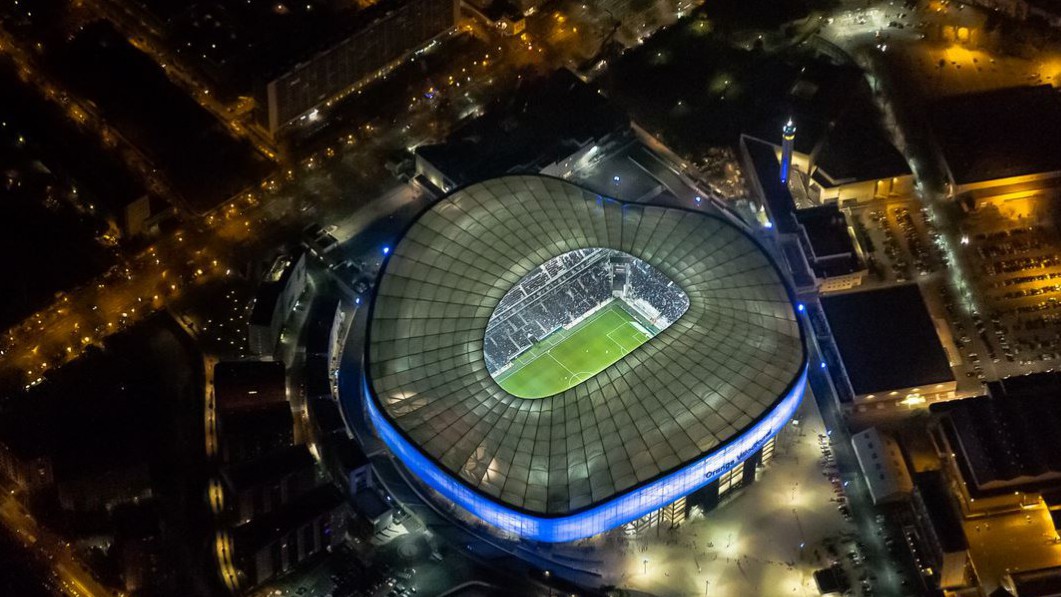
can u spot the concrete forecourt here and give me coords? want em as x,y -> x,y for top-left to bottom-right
360,175 -> 807,543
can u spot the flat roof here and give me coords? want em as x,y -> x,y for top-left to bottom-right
130,0 -> 425,84
415,71 -> 625,187
233,484 -> 343,552
930,85 -> 1061,185
913,471 -> 967,553
820,284 -> 953,396
223,444 -> 314,492
366,176 -> 805,517
797,205 -> 855,258
1011,566 -> 1061,597
796,205 -> 861,278
214,361 -> 287,412
812,104 -> 910,184
742,137 -> 798,234
933,374 -> 1061,494
249,252 -> 302,325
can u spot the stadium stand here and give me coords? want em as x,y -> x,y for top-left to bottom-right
483,248 -> 688,374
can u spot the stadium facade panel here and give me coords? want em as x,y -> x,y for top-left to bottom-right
361,175 -> 807,541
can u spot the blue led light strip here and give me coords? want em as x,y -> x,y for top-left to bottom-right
363,366 -> 807,543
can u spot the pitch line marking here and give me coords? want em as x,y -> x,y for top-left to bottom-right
548,352 -> 580,384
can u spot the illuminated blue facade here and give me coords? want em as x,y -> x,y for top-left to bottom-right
363,367 -> 807,543
359,176 -> 808,542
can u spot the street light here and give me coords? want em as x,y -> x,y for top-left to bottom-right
643,558 -> 648,575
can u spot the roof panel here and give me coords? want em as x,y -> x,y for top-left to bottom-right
366,176 -> 804,514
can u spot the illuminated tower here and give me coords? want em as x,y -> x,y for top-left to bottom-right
780,119 -> 796,184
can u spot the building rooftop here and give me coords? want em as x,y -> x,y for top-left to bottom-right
214,361 -> 287,413
1009,565 -> 1061,597
53,22 -> 270,212
330,432 -> 370,471
797,205 -> 854,258
811,105 -> 911,185
219,402 -> 295,463
249,252 -> 302,326
795,205 -> 861,279
310,396 -> 345,435
930,85 -> 1061,186
353,490 -> 391,521
222,444 -> 315,493
232,484 -> 344,553
415,71 -> 625,188
742,136 -> 798,234
932,373 -> 1061,495
0,316 -> 193,476
305,296 -> 339,357
851,427 -> 912,504
305,355 -> 332,399
129,0 -> 420,87
820,284 -> 953,396
913,471 -> 968,553
366,176 -> 806,517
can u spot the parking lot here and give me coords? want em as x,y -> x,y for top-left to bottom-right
851,200 -> 947,286
951,203 -> 1061,378
842,194 -> 1061,398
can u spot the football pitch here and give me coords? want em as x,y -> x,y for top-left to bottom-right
494,301 -> 656,398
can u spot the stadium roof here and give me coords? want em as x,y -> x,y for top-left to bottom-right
365,176 -> 805,518
820,284 -> 953,396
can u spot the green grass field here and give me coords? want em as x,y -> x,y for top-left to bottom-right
494,301 -> 656,398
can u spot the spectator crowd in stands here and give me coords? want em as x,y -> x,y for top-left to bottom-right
485,249 -> 689,374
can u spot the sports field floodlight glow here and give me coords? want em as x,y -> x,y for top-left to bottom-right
360,176 -> 807,543
486,248 -> 688,399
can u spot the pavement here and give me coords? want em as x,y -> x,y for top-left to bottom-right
582,392 -> 853,597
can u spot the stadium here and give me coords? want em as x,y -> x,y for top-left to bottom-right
361,176 -> 808,543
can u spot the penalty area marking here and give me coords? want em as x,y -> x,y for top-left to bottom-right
495,303 -> 650,393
